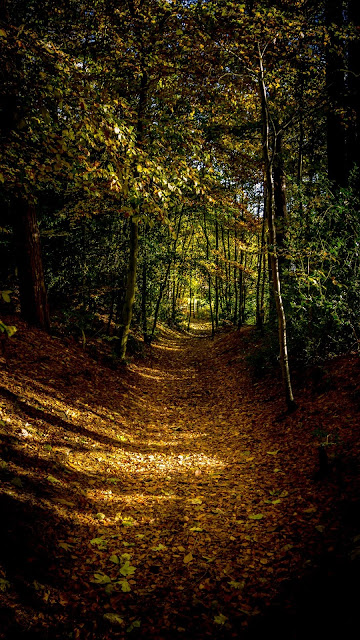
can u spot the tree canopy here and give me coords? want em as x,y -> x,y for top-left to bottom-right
1,0 -> 359,401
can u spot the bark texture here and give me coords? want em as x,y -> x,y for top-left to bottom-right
258,46 -> 296,411
118,220 -> 139,360
13,198 -> 50,331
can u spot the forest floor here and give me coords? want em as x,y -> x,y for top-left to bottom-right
0,318 -> 360,640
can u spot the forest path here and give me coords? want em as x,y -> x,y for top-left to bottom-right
0,320 -> 359,639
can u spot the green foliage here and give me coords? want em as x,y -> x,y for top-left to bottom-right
0,577 -> 10,592
0,320 -> 17,337
285,174 -> 360,362
0,0 -> 358,370
0,290 -> 17,337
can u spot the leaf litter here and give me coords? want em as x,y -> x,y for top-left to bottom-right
0,319 -> 360,638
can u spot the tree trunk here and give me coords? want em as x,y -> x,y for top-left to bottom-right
106,284 -> 116,336
117,54 -> 147,359
326,0 -> 347,186
171,272 -> 177,324
233,223 -> 238,325
117,220 -> 139,360
215,218 -> 219,327
273,129 -> 287,271
237,250 -> 244,328
256,196 -> 266,330
141,224 -> 150,344
203,210 -> 215,336
348,0 -> 360,183
150,212 -> 182,340
258,45 -> 296,411
13,198 -> 50,331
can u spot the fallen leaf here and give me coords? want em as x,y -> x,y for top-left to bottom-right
126,620 -> 141,632
0,578 -> 10,592
103,613 -> 123,626
92,572 -> 111,584
58,499 -> 76,507
110,554 -> 119,564
228,580 -> 244,590
119,561 -> 136,577
58,542 -> 73,551
119,578 -> 131,592
90,537 -> 107,550
152,544 -> 167,551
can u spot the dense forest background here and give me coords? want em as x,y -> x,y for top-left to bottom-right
1,0 -> 359,401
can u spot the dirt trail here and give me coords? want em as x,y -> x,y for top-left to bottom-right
0,320 -> 359,639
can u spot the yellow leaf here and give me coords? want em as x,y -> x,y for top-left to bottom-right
183,552 -> 193,564
303,506 -> 317,514
58,499 -> 75,507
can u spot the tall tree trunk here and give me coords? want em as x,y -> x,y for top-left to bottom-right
348,0 -> 360,183
13,198 -> 50,331
117,55 -> 147,358
1,3 -> 49,331
187,259 -> 192,331
203,210 -> 215,336
237,251 -> 244,328
227,228 -> 232,318
258,45 -> 296,411
256,206 -> 266,330
215,218 -> 219,328
106,283 -> 116,336
233,223 -> 238,325
326,0 -> 347,186
297,115 -> 304,186
241,253 -> 247,325
141,224 -> 150,344
117,220 -> 139,360
221,225 -> 229,316
150,212 -> 182,340
273,129 -> 287,272
172,271 -> 177,324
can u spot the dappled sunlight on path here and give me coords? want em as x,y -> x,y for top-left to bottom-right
1,320 -> 360,639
